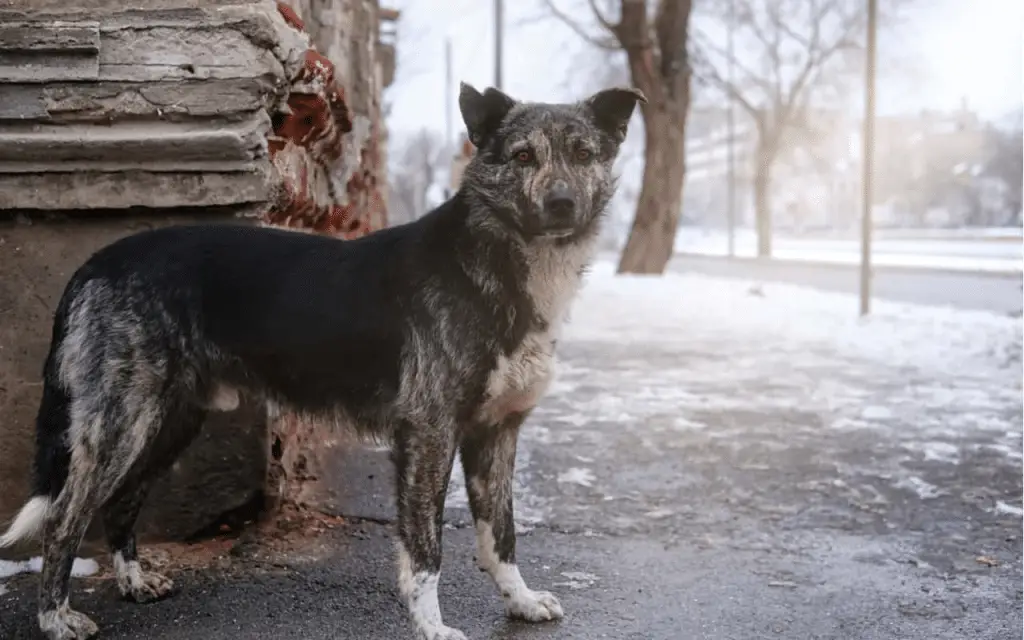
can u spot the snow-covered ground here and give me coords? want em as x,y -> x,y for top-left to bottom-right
0,557 -> 99,596
570,261 -> 1021,373
445,260 -> 1022,528
673,227 -> 1023,273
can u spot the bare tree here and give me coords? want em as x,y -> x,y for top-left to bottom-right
692,0 -> 873,256
545,0 -> 694,274
388,128 -> 449,225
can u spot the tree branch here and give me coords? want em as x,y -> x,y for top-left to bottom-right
542,0 -> 622,50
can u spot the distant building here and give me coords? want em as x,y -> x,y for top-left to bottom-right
683,99 -> 999,231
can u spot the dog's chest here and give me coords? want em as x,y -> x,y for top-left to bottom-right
479,331 -> 556,424
477,242 -> 591,424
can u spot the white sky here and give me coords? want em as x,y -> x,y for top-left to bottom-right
386,0 -> 1023,142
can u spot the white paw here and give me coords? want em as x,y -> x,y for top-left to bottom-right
506,589 -> 564,622
38,607 -> 99,640
416,624 -> 469,640
124,570 -> 175,603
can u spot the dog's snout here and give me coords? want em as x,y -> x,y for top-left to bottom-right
543,183 -> 576,219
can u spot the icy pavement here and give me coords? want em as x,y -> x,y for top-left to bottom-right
2,262 -> 1020,639
446,263 -> 1023,540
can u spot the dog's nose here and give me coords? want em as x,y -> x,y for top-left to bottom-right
543,184 -> 576,219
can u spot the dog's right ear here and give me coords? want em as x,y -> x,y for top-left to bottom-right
459,82 -> 517,148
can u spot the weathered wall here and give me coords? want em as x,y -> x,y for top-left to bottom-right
0,0 -> 392,550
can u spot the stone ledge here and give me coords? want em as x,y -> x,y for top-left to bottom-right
0,169 -> 272,210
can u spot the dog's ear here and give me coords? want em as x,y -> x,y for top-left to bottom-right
585,87 -> 647,142
459,82 -> 517,148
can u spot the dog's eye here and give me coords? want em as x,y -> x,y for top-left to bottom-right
575,148 -> 593,162
514,149 -> 534,164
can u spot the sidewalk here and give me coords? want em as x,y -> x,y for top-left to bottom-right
672,229 -> 1023,275
2,263 -> 1020,639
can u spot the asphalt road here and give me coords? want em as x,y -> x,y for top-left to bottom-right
664,254 -> 1022,315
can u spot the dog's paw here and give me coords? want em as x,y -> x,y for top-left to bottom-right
506,589 -> 564,622
38,607 -> 99,640
415,624 -> 468,640
122,570 -> 176,603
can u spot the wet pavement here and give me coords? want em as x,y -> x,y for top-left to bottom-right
2,270 -> 1021,639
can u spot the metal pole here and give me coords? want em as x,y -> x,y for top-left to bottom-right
494,0 -> 503,89
859,0 -> 877,316
445,38 -> 453,149
444,37 -> 453,200
726,0 -> 736,257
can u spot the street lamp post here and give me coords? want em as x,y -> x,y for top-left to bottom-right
859,0 -> 877,316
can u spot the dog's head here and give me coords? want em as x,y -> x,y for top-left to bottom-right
458,83 -> 646,242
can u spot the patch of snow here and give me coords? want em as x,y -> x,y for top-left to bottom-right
995,501 -> 1023,517
557,468 -> 596,487
644,508 -> 675,519
0,557 -> 99,582
894,476 -> 944,499
0,560 -> 20,580
554,571 -> 601,589
861,405 -> 894,420
540,261 -> 1022,503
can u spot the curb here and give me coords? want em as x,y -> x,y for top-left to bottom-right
671,253 -> 1023,280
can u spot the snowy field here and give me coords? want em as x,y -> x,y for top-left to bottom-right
673,227 -> 1023,273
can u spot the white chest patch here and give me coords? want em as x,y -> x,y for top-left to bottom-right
477,234 -> 597,425
479,332 -> 556,424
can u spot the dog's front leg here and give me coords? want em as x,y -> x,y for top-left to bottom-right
392,422 -> 465,640
460,411 -> 564,623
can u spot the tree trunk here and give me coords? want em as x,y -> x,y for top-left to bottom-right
617,110 -> 689,274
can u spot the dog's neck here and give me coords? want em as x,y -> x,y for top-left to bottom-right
457,189 -> 602,332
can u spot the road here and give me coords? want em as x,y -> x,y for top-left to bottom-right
664,254 -> 1023,315
2,268 -> 1021,640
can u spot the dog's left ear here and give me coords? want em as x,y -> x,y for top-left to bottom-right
459,82 -> 517,148
585,87 -> 647,142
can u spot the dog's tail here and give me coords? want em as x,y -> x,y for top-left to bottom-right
1,288 -> 78,549
0,496 -> 52,548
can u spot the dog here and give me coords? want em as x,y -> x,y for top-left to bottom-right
0,81 -> 645,640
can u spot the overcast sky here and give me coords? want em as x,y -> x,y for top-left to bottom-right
385,0 -> 1023,142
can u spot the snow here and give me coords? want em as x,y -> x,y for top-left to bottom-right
455,259 -> 1021,527
569,262 -> 1021,376
673,228 -> 1023,273
0,557 -> 99,583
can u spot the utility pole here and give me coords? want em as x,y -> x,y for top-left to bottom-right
494,0 -> 503,89
444,37 -> 453,200
859,0 -> 877,316
726,0 -> 736,257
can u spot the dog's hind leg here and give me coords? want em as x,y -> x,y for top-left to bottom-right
103,478 -> 173,604
37,395 -> 167,640
101,404 -> 205,604
36,418 -> 105,640
391,421 -> 466,640
460,411 -> 563,623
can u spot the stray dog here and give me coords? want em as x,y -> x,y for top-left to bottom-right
0,82 -> 644,640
